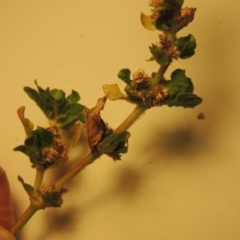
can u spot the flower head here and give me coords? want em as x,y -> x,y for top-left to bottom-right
41,127 -> 68,165
157,33 -> 181,60
40,184 -> 68,208
149,0 -> 163,8
132,69 -> 151,90
175,7 -> 196,31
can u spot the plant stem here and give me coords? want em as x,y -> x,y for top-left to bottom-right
56,105 -> 148,188
151,64 -> 169,87
10,63 -> 169,234
34,169 -> 45,191
114,104 -> 148,133
11,204 -> 39,237
55,152 -> 100,188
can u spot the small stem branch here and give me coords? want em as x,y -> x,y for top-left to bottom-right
11,204 -> 39,237
56,104 -> 148,188
33,169 -> 45,191
151,64 -> 169,88
55,152 -> 100,188
114,104 -> 147,133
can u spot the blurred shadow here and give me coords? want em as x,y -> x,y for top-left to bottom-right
34,207 -> 80,240
111,167 -> 142,198
148,122 -> 209,159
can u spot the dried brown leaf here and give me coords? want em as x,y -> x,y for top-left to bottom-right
86,96 -> 107,150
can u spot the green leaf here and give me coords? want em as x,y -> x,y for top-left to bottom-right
161,69 -> 202,108
175,34 -> 196,59
155,17 -> 171,31
57,103 -> 85,127
103,84 -> 126,100
149,44 -> 170,66
13,127 -> 55,168
97,131 -> 131,154
118,69 -> 132,84
35,127 -> 54,148
18,176 -> 34,196
13,144 -> 38,159
67,90 -> 80,103
163,69 -> 193,99
24,81 -> 85,127
50,89 -> 65,101
124,85 -> 142,101
164,93 -> 203,108
140,12 -> 157,31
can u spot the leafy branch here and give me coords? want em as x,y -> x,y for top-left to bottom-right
10,0 -> 202,237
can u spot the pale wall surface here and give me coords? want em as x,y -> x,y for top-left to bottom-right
1,0 -> 240,239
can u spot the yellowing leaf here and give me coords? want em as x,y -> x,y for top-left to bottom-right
86,96 -> 107,150
103,84 -> 126,100
140,12 -> 157,31
17,106 -> 34,138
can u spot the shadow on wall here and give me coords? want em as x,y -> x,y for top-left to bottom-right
33,207 -> 80,240
145,121 -> 210,161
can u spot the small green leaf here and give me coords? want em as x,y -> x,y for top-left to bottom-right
57,104 -> 85,127
50,89 -> 65,101
14,127 -> 55,168
24,81 -> 85,127
161,69 -> 202,108
163,69 -> 193,99
118,69 -> 132,84
140,12 -> 157,31
175,34 -> 196,59
155,17 -> 171,31
36,127 -> 54,148
97,131 -> 130,154
149,44 -> 170,66
67,90 -> 80,103
164,93 -> 203,108
124,85 -> 142,101
103,84 -> 126,100
18,176 -> 34,196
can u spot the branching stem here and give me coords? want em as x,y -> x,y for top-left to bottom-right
33,169 -> 45,191
11,204 -> 39,237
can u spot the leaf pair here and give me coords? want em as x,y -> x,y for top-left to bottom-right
162,69 -> 202,108
24,81 -> 85,128
13,127 -> 67,169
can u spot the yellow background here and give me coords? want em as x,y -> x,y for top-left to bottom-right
1,0 -> 240,239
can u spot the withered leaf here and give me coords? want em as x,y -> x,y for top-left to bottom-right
86,96 -> 107,150
17,106 -> 34,138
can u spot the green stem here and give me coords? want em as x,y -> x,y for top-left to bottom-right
10,65 -> 168,234
150,64 -> 169,88
33,168 -> 45,191
55,152 -> 100,188
11,204 -> 39,237
10,104 -> 146,235
56,104 -> 148,188
114,104 -> 147,133
10,168 -> 45,237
